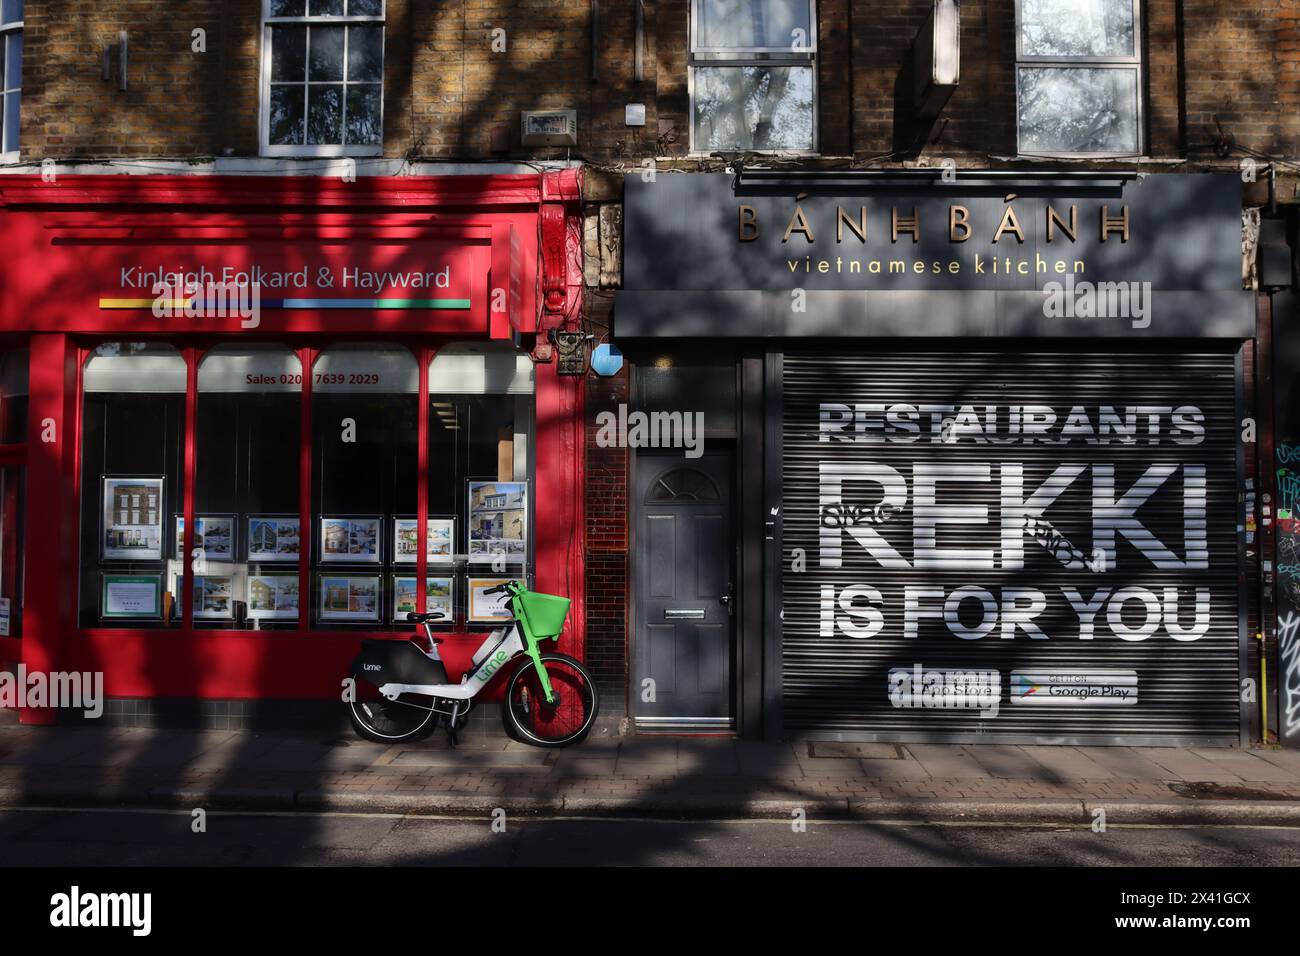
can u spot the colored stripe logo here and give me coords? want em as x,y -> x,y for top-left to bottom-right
100,297 -> 471,310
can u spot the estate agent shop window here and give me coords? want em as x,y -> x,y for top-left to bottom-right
80,343 -> 187,630
195,344 -> 302,631
78,341 -> 535,634
0,345 -> 26,639
311,343 -> 417,631
427,344 -> 534,628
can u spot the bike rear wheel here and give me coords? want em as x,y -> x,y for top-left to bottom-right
348,676 -> 440,743
501,653 -> 599,748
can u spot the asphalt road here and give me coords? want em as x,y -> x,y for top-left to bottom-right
0,808 -> 1298,866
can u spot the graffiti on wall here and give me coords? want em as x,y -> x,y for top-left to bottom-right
1276,443 -> 1300,739
1279,612 -> 1300,740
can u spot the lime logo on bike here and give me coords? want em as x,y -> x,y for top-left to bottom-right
475,650 -> 510,683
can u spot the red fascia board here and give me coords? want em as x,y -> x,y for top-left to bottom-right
48,225 -> 497,243
0,173 -> 546,212
40,215 -> 496,235
50,228 -> 485,242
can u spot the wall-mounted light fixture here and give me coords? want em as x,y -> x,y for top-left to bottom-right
102,30 -> 128,90
634,0 -> 646,83
733,167 -> 1139,196
912,0 -> 959,121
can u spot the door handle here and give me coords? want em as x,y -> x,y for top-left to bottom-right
720,583 -> 734,617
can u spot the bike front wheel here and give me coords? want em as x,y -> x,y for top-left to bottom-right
501,653 -> 600,748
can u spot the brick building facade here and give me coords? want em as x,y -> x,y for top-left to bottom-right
1,1 -> 1297,742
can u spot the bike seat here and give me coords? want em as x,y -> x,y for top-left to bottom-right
406,611 -> 448,624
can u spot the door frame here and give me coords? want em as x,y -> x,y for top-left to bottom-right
626,349 -> 747,733
630,446 -> 738,729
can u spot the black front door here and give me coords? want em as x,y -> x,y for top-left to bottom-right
632,451 -> 734,729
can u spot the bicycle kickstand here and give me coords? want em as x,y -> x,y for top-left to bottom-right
446,703 -> 459,749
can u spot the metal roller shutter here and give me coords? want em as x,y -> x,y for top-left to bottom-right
781,349 -> 1242,745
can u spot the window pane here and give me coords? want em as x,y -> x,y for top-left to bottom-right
309,0 -> 345,15
312,345 -> 417,631
428,345 -> 534,395
347,24 -> 383,81
348,0 -> 382,14
0,37 -> 5,92
345,84 -> 381,145
1020,0 -> 1134,57
693,65 -> 813,150
195,345 -> 302,630
2,91 -> 14,153
635,358 -> 735,435
5,31 -> 19,91
1018,66 -> 1138,153
0,347 -> 28,443
0,466 -> 24,637
308,24 -> 344,80
696,0 -> 811,49
80,344 -> 187,629
270,25 -> 306,81
307,84 -> 342,144
268,85 -> 305,144
428,345 -> 534,626
269,0 -> 305,16
1,0 -> 22,25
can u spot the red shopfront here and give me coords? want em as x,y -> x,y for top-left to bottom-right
0,171 -> 586,725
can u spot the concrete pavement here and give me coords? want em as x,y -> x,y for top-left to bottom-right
2,723 -> 1300,824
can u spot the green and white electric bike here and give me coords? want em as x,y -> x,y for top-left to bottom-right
347,580 -> 599,748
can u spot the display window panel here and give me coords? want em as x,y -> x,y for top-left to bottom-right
428,343 -> 535,626
247,572 -> 300,621
391,574 -> 453,623
311,344 -> 416,630
195,344 -> 303,630
392,515 -> 456,565
79,343 -> 186,628
0,465 -> 23,637
0,346 -> 28,444
318,572 -> 381,624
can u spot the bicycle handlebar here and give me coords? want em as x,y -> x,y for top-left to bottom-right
482,581 -> 517,596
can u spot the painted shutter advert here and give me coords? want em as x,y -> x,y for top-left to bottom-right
781,349 -> 1241,744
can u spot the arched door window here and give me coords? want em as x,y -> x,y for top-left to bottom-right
645,467 -> 720,503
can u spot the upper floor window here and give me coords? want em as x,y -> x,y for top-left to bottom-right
689,0 -> 816,154
1016,0 -> 1142,156
261,0 -> 384,157
1,0 -> 22,162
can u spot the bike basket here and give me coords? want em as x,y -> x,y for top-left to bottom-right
515,590 -> 570,638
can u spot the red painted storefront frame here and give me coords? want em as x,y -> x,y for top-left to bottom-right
0,171 -> 586,724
